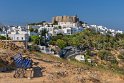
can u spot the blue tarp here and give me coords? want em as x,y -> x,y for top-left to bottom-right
13,54 -> 32,68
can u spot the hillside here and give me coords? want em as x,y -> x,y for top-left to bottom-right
50,29 -> 124,73
0,29 -> 124,83
0,48 -> 124,83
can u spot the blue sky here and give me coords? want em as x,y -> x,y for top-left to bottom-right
0,0 -> 124,30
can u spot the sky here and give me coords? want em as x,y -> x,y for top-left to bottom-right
0,0 -> 124,31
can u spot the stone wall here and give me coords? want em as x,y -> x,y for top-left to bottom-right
0,40 -> 26,50
52,16 -> 79,23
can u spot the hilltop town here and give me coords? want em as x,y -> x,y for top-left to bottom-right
0,16 -> 123,44
0,16 -> 124,83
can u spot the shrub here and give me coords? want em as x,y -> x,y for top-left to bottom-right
98,50 -> 117,64
118,55 -> 124,59
29,45 -> 40,52
98,50 -> 112,60
118,50 -> 124,59
56,39 -> 66,49
0,35 -> 6,40
31,36 -> 42,45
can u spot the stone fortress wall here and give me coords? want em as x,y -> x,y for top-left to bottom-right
52,16 -> 79,23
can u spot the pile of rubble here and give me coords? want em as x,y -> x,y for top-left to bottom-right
0,40 -> 20,51
0,51 -> 15,71
0,41 -> 24,72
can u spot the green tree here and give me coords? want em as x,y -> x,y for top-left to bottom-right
58,26 -> 62,29
29,28 -> 34,32
0,28 -> 2,32
40,29 -> 48,36
0,35 -> 6,40
34,29 -> 38,33
56,39 -> 66,49
49,40 -> 56,45
98,50 -> 117,64
31,36 -> 42,45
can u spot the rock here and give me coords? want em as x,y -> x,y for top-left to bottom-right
47,74 -> 54,80
88,77 -> 101,83
50,70 -> 68,79
53,63 -> 62,68
75,76 -> 86,83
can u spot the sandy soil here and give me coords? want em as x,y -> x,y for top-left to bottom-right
0,54 -> 124,83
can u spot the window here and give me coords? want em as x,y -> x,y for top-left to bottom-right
22,37 -> 23,40
67,29 -> 71,33
17,37 -> 19,40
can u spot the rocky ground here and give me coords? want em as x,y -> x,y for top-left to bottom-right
0,51 -> 124,83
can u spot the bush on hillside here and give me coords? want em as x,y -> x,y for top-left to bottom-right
56,39 -> 66,49
98,50 -> 117,64
0,35 -> 6,40
118,50 -> 124,60
29,45 -> 40,52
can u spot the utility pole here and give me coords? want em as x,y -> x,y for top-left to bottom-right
25,25 -> 28,50
3,26 -> 8,47
39,35 -> 40,45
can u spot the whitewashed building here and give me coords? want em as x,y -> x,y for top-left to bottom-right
8,26 -> 29,41
90,25 -> 123,36
58,22 -> 78,28
8,31 -> 29,41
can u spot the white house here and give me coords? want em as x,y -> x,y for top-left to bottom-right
90,24 -> 124,36
0,32 -> 6,36
27,25 -> 39,36
62,27 -> 72,35
8,30 -> 29,41
38,25 -> 54,35
58,22 -> 78,28
116,30 -> 123,34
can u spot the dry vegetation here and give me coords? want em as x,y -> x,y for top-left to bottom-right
0,39 -> 124,83
0,49 -> 124,83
